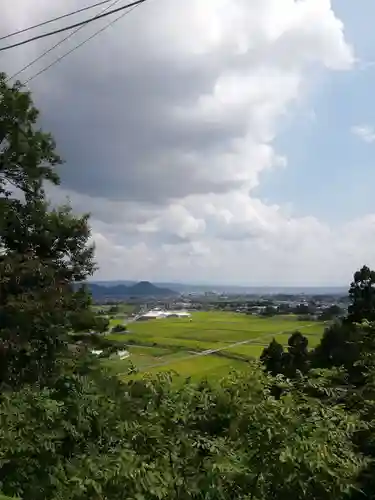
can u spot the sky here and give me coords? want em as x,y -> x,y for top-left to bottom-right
1,0 -> 375,286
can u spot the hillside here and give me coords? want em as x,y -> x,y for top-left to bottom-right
88,281 -> 177,300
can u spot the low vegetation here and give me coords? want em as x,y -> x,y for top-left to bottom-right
1,73 -> 375,499
103,312 -> 325,379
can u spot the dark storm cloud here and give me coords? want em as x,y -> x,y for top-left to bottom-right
2,0 -> 302,211
16,23 -> 249,205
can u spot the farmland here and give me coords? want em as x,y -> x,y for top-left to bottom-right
105,311 -> 326,381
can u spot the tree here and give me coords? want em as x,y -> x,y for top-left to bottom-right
0,73 -> 100,389
283,331 -> 309,377
349,334 -> 375,499
261,332 -> 309,378
312,265 -> 375,374
111,323 -> 127,333
348,265 -> 375,324
319,304 -> 342,321
260,305 -> 277,317
305,321 -> 375,500
260,338 -> 284,376
312,321 -> 359,370
70,308 -> 109,333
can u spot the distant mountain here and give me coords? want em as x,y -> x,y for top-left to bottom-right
127,281 -> 173,296
90,280 -> 136,287
88,280 -> 347,297
87,281 -> 177,301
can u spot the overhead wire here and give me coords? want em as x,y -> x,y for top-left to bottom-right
24,1 -> 143,84
7,0 -> 124,82
0,0 -> 147,52
0,0 -> 116,42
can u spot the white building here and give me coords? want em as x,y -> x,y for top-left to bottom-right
136,309 -> 191,321
91,349 -> 104,356
116,350 -> 130,360
91,349 -> 130,360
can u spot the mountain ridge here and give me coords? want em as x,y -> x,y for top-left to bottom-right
89,280 -> 347,296
87,280 -> 177,300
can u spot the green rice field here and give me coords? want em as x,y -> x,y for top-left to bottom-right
105,311 -> 327,381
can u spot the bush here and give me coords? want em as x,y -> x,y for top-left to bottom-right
111,324 -> 127,333
0,366 -> 364,500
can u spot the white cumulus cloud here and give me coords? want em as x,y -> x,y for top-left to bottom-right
2,0 -> 371,286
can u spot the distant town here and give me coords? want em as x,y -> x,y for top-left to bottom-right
88,280 -> 348,322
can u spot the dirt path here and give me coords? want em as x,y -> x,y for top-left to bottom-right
132,323 -> 316,374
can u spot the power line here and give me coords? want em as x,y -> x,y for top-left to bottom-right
0,0 -> 115,42
7,0 -> 124,82
25,2 -> 141,84
0,0 -> 147,52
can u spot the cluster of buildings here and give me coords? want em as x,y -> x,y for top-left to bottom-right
135,308 -> 192,321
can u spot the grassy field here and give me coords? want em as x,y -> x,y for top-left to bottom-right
105,311 -> 326,381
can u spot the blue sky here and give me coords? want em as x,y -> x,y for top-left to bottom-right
256,0 -> 375,225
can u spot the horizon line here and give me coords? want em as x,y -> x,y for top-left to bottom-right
88,280 -> 348,289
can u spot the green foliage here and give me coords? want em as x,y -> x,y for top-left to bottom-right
0,366 -> 365,500
260,305 -> 277,317
303,318 -> 375,500
0,74 -> 102,389
311,319 -> 374,381
111,323 -> 127,333
70,306 -> 109,333
283,331 -> 309,377
319,304 -> 342,321
310,265 -> 375,370
261,331 -> 309,378
312,321 -> 354,369
69,331 -> 127,359
348,265 -> 375,324
260,338 -> 284,376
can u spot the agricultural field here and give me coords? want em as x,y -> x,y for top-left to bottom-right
104,311 -> 327,381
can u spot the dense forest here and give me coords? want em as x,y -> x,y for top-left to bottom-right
1,73 -> 375,500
